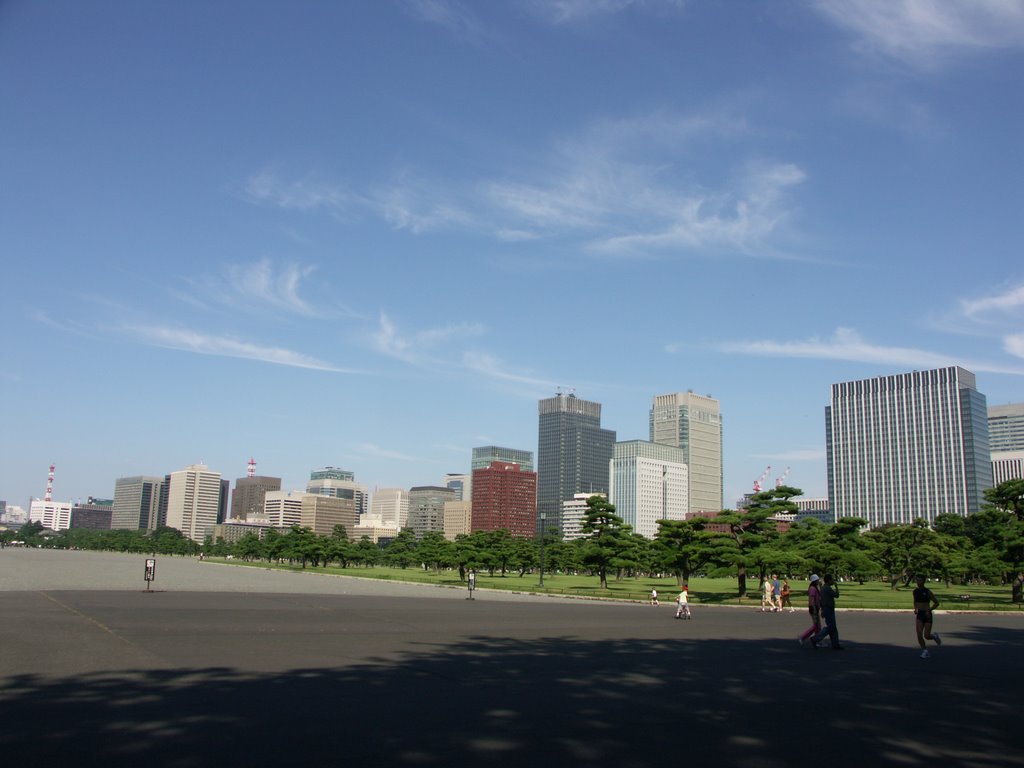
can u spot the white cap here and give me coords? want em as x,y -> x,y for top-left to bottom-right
810,574 -> 820,583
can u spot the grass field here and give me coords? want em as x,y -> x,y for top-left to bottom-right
213,559 -> 1023,611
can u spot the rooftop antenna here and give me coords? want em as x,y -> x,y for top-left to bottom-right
247,457 -> 257,478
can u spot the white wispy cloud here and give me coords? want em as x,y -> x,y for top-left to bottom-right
587,161 -> 807,257
1005,333 -> 1024,358
354,442 -> 422,461
244,109 -> 804,260
814,0 -> 1024,69
484,112 -> 802,258
225,259 -> 319,316
404,0 -> 487,40
125,325 -> 360,373
243,171 -> 362,216
712,327 -> 1024,375
960,283 -> 1024,322
461,351 -> 559,390
940,282 -> 1024,362
372,175 -> 476,234
529,0 -> 686,24
372,313 -> 485,364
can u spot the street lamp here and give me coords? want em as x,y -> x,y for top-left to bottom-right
538,511 -> 547,588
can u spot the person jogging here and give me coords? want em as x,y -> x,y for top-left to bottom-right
913,576 -> 942,659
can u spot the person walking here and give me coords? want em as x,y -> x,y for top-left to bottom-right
650,588 -> 659,606
761,576 -> 774,612
772,575 -> 783,612
913,575 -> 942,658
811,574 -> 843,650
798,574 -> 821,646
781,579 -> 795,612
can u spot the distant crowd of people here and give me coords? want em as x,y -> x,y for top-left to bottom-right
655,572 -> 949,659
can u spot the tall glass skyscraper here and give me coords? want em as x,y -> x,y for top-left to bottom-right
826,366 -> 992,528
537,392 -> 616,536
649,391 -> 723,514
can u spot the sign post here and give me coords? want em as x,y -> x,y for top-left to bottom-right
144,558 -> 156,592
467,570 -> 476,601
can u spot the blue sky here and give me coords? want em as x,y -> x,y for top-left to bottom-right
2,0 -> 1022,511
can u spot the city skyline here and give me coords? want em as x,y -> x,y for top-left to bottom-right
2,2 -> 1023,510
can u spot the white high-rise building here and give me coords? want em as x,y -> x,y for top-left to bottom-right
264,490 -> 305,528
560,493 -> 605,541
609,441 -> 688,539
650,391 -> 723,515
164,464 -> 223,542
826,366 -> 992,528
29,499 -> 73,531
992,452 -> 1024,485
369,488 -> 409,529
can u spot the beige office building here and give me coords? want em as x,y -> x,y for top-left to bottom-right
443,500 -> 472,540
369,488 -> 410,529
264,490 -> 305,528
301,493 -> 357,538
165,464 -> 223,543
650,391 -> 723,515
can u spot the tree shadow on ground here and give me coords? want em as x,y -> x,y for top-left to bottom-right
1,627 -> 1020,768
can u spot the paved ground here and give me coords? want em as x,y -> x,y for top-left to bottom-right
1,549 -> 1022,767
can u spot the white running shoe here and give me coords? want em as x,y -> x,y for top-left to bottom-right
920,649 -> 930,659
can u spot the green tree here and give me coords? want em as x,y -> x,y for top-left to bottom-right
352,536 -> 380,568
864,520 -> 947,588
509,536 -> 538,577
417,531 -> 454,573
653,517 -> 716,586
984,479 -> 1024,520
283,526 -> 322,568
384,529 -> 418,568
711,486 -> 799,597
579,495 -> 633,589
235,532 -> 263,561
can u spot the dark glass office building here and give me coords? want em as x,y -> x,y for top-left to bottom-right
537,392 -> 616,536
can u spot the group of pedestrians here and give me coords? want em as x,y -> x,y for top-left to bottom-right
760,575 -> 795,613
662,572 -> 945,659
794,572 -> 942,658
798,573 -> 843,650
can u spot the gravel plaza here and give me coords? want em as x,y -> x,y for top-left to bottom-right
1,548 -> 1021,767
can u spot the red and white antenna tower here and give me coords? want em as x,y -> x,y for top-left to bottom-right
775,467 -> 791,488
753,465 -> 771,492
45,464 -> 55,502
247,457 -> 256,478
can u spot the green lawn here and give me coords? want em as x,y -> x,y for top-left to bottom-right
212,559 -> 1022,611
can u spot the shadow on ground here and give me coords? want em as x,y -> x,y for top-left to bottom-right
1,629 -> 1020,768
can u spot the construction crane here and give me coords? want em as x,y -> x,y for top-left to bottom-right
775,467 -> 791,488
753,465 -> 771,492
